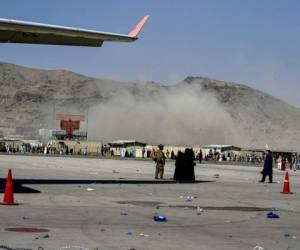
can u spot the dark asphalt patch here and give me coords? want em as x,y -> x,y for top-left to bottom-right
116,200 -> 164,207
4,228 -> 49,233
165,205 -> 271,212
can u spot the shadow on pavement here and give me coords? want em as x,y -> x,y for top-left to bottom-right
0,178 -> 215,194
0,178 -> 215,185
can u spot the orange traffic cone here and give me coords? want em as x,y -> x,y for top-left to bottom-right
1,169 -> 17,205
281,171 -> 293,194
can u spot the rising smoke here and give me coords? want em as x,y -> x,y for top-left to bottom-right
88,81 -> 246,146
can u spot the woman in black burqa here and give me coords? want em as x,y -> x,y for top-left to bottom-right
174,148 -> 196,182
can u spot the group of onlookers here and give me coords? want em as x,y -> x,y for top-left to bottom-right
276,154 -> 300,171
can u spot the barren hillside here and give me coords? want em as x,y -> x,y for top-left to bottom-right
0,62 -> 299,150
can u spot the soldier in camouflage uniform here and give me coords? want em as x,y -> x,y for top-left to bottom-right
152,144 -> 166,179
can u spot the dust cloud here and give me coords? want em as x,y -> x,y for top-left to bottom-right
88,82 -> 247,146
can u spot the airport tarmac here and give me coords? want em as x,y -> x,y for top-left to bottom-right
0,155 -> 299,250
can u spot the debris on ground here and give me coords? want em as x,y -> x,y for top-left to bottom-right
127,231 -> 133,235
197,206 -> 203,215
42,234 -> 50,238
87,188 -> 95,191
266,211 -> 280,219
214,174 -> 220,178
120,212 -> 128,216
186,196 -> 193,202
253,246 -> 264,250
292,235 -> 298,240
179,195 -> 197,201
112,170 -> 120,174
153,215 -> 167,222
139,232 -> 150,237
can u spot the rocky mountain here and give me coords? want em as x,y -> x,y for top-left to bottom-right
0,62 -> 299,151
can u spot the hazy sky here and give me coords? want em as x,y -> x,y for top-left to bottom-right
1,0 -> 300,107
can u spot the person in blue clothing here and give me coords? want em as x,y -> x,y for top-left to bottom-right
260,150 -> 273,183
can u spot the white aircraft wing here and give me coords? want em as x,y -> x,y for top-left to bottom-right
0,15 -> 149,47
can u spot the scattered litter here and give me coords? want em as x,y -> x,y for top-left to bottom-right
292,235 -> 298,240
284,233 -> 290,237
42,234 -> 50,238
214,174 -> 220,178
186,196 -> 193,202
120,212 -> 128,216
277,181 -> 281,184
266,211 -> 280,219
197,206 -> 203,215
253,246 -> 264,250
156,205 -> 160,209
112,170 -> 120,174
127,231 -> 133,235
153,215 -> 167,222
100,229 -> 106,232
179,195 -> 197,201
22,216 -> 30,220
139,233 -> 150,237
87,188 -> 95,191
228,235 -> 233,238
272,207 -> 278,211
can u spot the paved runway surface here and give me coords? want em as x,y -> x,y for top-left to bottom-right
0,155 -> 299,250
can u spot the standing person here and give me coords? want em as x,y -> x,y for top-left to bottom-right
173,151 -> 184,181
293,154 -> 298,172
260,150 -> 273,183
281,157 -> 286,171
171,150 -> 175,160
184,148 -> 196,181
166,149 -> 170,159
199,149 -> 203,164
152,144 -> 166,179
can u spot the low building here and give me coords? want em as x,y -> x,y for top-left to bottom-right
47,140 -> 102,155
108,140 -> 147,158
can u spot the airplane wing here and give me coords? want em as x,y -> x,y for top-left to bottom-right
0,15 -> 149,47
